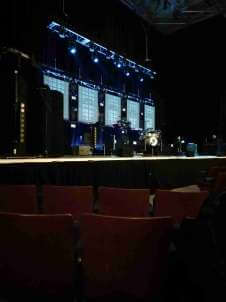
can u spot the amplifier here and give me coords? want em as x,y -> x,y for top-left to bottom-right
74,145 -> 92,156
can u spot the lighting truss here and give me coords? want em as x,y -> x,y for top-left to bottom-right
47,21 -> 156,78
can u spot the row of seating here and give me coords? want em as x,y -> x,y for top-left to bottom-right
0,212 -> 173,301
0,185 -> 209,224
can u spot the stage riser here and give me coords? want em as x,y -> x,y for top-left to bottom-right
0,157 -> 226,189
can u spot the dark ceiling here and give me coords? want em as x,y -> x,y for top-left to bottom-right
120,0 -> 226,34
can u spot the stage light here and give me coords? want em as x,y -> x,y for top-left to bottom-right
59,29 -> 66,38
69,46 -> 77,55
133,141 -> 137,145
122,108 -> 126,112
89,42 -> 95,52
125,69 -> 130,76
92,53 -> 99,63
140,77 -> 144,82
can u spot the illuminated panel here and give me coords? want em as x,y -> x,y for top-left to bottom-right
144,104 -> 155,130
78,85 -> 98,123
127,99 -> 140,129
44,75 -> 69,120
105,93 -> 121,126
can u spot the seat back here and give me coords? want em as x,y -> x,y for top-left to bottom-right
0,212 -> 20,294
0,185 -> 37,214
154,190 -> 209,224
7,213 -> 75,300
212,172 -> 226,193
42,185 -> 93,220
207,166 -> 226,178
98,186 -> 150,217
80,213 -> 172,300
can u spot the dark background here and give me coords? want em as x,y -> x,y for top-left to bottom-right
1,0 -> 226,145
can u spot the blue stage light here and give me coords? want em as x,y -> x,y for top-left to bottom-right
140,77 -> 144,82
69,47 -> 76,54
93,57 -> 99,63
125,71 -> 130,76
117,62 -> 122,68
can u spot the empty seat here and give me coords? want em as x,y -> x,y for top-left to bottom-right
98,186 -> 150,217
0,213 -> 75,301
154,190 -> 209,224
0,184 -> 37,214
79,213 -> 172,301
42,185 -> 93,220
198,166 -> 226,191
212,172 -> 226,193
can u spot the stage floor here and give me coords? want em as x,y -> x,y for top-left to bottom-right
0,154 -> 224,165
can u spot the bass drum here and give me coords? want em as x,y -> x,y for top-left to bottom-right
144,131 -> 161,147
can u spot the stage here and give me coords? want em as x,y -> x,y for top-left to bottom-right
0,154 -> 226,189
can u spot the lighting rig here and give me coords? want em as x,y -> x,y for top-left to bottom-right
47,21 -> 157,80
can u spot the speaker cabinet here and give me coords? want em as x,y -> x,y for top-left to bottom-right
26,87 -> 64,156
0,51 -> 28,156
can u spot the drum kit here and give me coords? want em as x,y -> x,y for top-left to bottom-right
112,121 -> 162,155
140,128 -> 162,155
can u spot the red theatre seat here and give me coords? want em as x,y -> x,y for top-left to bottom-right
0,184 -> 37,214
0,213 -> 75,301
42,185 -> 94,220
98,186 -> 150,217
79,213 -> 173,301
154,189 -> 209,224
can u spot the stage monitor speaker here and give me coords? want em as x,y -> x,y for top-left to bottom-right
116,144 -> 134,157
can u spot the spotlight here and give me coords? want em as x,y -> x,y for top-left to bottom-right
106,51 -> 114,60
117,62 -> 122,68
139,77 -> 144,82
125,68 -> 130,76
93,56 -> 99,63
92,52 -> 99,63
89,42 -> 95,52
59,27 -> 66,38
68,46 -> 77,55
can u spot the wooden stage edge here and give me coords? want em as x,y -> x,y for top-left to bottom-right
0,154 -> 226,165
